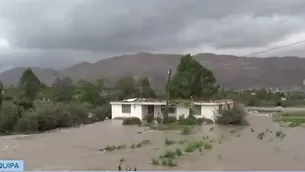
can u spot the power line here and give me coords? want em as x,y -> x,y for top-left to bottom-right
245,39 -> 305,57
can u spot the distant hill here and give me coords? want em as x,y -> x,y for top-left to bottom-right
1,52 -> 305,90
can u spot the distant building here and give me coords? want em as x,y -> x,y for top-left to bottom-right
109,98 -> 233,122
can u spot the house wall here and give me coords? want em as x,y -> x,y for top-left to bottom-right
111,102 -> 234,122
174,104 -> 233,121
200,105 -> 219,120
176,106 -> 189,118
141,105 -> 164,118
111,104 -> 143,119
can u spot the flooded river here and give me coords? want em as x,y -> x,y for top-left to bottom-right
0,114 -> 304,170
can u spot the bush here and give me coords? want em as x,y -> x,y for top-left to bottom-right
178,115 -> 200,125
215,103 -> 248,125
145,115 -> 154,124
122,117 -> 142,125
0,103 -> 22,134
91,105 -> 110,121
14,111 -> 38,133
0,100 -> 107,134
181,126 -> 192,135
14,103 -> 92,133
163,116 -> 177,124
13,98 -> 34,111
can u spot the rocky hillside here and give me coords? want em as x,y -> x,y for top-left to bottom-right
1,53 -> 305,89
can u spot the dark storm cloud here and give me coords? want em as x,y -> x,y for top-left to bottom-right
1,0 -> 305,70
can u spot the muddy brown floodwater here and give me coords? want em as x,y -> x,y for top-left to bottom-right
0,114 -> 305,170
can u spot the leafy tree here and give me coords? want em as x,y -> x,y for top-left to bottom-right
52,77 -> 74,103
77,80 -> 103,105
0,81 -> 3,108
169,54 -> 219,99
137,77 -> 156,98
114,76 -> 140,100
19,68 -> 41,101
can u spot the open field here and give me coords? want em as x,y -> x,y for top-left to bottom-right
246,106 -> 305,113
0,115 -> 305,170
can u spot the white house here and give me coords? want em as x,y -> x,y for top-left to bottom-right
110,98 -> 233,122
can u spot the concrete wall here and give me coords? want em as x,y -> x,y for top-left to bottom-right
175,105 -> 218,120
111,104 -> 143,119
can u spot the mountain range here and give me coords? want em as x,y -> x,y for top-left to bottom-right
1,52 -> 305,90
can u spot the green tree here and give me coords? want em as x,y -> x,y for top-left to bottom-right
52,77 -> 74,103
77,80 -> 103,105
0,81 -> 3,108
137,77 -> 156,98
19,68 -> 41,101
169,54 -> 218,99
114,76 -> 140,100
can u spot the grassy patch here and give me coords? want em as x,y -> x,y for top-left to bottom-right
151,157 -> 160,165
257,132 -> 265,140
104,145 -> 117,151
274,112 -> 305,127
165,138 -> 176,145
275,130 -> 286,140
122,117 -> 142,125
156,149 -> 181,167
203,143 -> 212,149
178,139 -> 187,144
103,140 -> 151,151
181,126 -> 192,135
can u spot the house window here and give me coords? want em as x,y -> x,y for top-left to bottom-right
122,104 -> 131,113
191,105 -> 201,115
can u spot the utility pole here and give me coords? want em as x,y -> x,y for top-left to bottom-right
164,68 -> 172,121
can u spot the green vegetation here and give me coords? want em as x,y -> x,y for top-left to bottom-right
180,126 -> 193,135
215,103 -> 248,125
273,112 -> 305,127
0,53 -> 251,135
165,138 -> 176,145
122,117 -> 142,125
102,140 -> 151,152
257,132 -> 265,140
275,130 -> 286,139
169,54 -> 218,100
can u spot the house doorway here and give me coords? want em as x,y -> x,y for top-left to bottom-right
147,105 -> 154,123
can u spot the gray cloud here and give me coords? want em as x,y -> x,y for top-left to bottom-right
1,0 -> 305,70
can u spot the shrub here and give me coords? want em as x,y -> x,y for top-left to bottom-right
156,114 -> 162,124
181,126 -> 192,135
144,115 -> 154,124
122,117 -> 142,125
215,103 -> 248,125
0,103 -> 22,134
65,103 -> 92,125
14,103 -> 91,132
177,115 -> 198,125
91,105 -> 110,121
13,98 -> 34,111
163,116 -> 177,124
14,111 -> 38,133
165,138 -> 176,145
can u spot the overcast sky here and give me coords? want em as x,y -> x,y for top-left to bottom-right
1,0 -> 305,71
